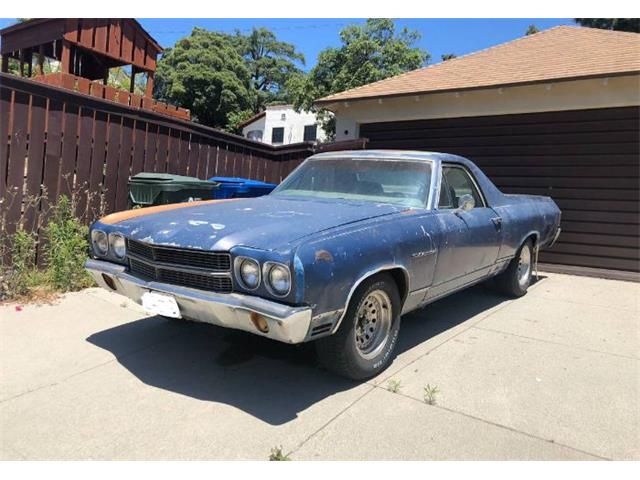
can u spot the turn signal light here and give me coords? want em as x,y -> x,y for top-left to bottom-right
250,312 -> 270,333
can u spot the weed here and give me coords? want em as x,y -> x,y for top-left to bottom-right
4,228 -> 38,297
269,446 -> 291,461
423,384 -> 439,405
44,196 -> 93,292
387,379 -> 402,393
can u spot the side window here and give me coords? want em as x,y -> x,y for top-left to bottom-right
440,166 -> 484,209
437,176 -> 454,209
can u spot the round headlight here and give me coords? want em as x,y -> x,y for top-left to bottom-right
239,258 -> 260,289
91,230 -> 108,256
267,264 -> 290,296
110,233 -> 126,259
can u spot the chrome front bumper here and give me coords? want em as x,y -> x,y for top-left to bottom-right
85,259 -> 313,344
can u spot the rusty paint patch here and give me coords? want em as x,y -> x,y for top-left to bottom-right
99,199 -> 241,225
315,249 -> 334,263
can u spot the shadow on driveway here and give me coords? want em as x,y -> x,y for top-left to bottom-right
86,280 -> 534,425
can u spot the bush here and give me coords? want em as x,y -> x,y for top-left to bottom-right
43,196 -> 93,292
0,228 -> 38,300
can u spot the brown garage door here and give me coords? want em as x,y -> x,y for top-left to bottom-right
360,106 -> 640,272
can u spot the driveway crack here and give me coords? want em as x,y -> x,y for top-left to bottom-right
376,385 -> 610,460
289,384 -> 376,457
472,325 -> 640,361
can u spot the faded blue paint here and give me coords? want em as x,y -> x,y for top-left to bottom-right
89,150 -> 561,339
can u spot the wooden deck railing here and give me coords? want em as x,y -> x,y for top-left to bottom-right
30,72 -> 191,121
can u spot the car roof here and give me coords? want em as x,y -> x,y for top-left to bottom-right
308,149 -> 470,165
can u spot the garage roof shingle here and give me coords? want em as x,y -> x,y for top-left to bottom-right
315,26 -> 640,105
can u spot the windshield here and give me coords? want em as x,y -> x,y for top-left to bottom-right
271,157 -> 432,208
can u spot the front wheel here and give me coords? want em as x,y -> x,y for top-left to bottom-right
495,240 -> 534,297
315,273 -> 401,380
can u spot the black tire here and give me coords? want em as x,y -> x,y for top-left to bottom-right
315,273 -> 402,380
495,240 -> 534,297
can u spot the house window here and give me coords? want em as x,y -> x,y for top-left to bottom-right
303,124 -> 317,142
246,130 -> 263,141
271,127 -> 284,144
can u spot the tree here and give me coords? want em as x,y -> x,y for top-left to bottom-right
441,53 -> 457,61
525,24 -> 540,35
575,19 -> 640,33
290,19 -> 429,139
232,27 -> 305,113
154,28 -> 252,128
225,109 -> 255,134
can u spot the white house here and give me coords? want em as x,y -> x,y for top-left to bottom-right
239,104 -> 328,145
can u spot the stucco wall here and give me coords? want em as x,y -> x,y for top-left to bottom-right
329,75 -> 640,141
242,105 -> 327,145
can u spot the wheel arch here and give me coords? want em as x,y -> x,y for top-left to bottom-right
520,230 -> 540,250
330,265 -> 409,335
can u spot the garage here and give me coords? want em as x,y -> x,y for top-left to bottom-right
360,106 -> 640,272
316,26 -> 640,276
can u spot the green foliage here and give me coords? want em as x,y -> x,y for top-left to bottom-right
441,53 -> 457,61
225,109 -> 256,134
575,18 -> 640,33
387,379 -> 402,393
423,384 -> 439,405
525,25 -> 540,36
269,446 -> 291,461
290,19 -> 429,138
233,27 -> 305,113
107,66 -> 145,95
6,228 -> 37,297
154,28 -> 252,129
44,196 -> 92,292
155,27 -> 304,130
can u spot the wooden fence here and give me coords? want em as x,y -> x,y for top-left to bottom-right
1,73 -> 366,255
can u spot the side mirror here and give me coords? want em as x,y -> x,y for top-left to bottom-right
457,194 -> 475,212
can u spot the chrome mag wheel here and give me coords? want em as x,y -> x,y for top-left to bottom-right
517,243 -> 532,288
355,289 -> 393,359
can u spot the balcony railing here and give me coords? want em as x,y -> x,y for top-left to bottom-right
31,72 -> 190,121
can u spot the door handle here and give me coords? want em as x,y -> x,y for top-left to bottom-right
491,217 -> 502,230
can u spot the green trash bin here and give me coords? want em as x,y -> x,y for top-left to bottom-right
128,173 -> 219,208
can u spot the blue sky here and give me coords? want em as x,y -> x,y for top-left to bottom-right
1,18 -> 575,69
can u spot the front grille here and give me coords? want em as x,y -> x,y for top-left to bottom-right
127,239 -> 230,272
128,239 -> 154,260
129,258 -> 233,293
158,268 -> 232,292
127,239 -> 233,293
129,258 -> 156,279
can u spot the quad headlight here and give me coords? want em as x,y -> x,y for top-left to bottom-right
238,257 -> 260,290
264,262 -> 291,296
109,233 -> 127,259
91,230 -> 108,256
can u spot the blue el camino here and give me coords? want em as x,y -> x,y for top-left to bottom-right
86,150 -> 561,379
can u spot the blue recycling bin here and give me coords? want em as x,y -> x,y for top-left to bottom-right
208,177 -> 277,199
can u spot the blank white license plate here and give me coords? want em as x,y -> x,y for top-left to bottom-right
141,291 -> 181,318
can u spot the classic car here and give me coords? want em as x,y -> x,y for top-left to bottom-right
85,150 -> 561,379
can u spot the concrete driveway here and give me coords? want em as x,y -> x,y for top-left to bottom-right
1,272 -> 638,460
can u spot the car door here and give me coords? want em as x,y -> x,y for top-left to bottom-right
430,164 -> 502,293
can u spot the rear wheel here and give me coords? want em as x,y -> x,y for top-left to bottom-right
495,240 -> 533,297
315,274 -> 401,380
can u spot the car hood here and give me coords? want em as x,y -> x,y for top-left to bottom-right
112,196 -> 406,252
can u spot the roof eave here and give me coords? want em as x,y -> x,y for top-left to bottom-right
314,70 -> 640,109
237,111 -> 266,129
